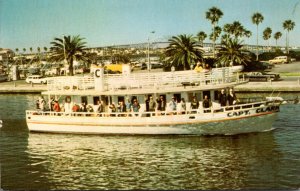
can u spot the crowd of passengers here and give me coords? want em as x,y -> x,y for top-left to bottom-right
35,88 -> 238,116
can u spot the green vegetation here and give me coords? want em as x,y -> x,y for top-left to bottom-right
206,6 -> 223,58
164,34 -> 203,70
49,35 -> 90,76
217,38 -> 251,67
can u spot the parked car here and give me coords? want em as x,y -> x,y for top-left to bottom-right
151,63 -> 163,69
245,72 -> 280,82
25,75 -> 47,84
269,56 -> 290,64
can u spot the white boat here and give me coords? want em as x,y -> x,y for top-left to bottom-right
25,66 -> 281,135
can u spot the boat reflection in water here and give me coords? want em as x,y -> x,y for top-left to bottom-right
24,132 -> 282,190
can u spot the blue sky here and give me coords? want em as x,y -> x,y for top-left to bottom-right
0,0 -> 299,52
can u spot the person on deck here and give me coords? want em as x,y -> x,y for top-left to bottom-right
191,96 -> 199,110
219,89 -> 227,107
202,95 -> 212,112
194,62 -> 203,72
228,88 -> 238,105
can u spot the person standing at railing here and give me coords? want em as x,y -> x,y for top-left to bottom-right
157,96 -> 166,115
53,100 -> 61,112
228,88 -> 238,105
125,99 -> 132,112
194,62 -> 203,73
202,95 -> 212,113
191,96 -> 199,110
148,97 -> 156,111
39,96 -> 46,112
167,97 -> 177,114
177,98 -> 186,114
218,89 -> 227,107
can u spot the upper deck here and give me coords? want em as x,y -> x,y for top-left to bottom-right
45,67 -> 247,95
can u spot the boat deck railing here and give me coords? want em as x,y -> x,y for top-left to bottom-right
27,100 -> 278,118
46,67 -> 245,92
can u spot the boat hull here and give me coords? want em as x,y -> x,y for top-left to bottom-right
26,110 -> 278,135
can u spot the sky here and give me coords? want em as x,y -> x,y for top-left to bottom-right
0,0 -> 300,52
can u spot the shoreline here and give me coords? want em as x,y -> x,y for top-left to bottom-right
1,62 -> 300,94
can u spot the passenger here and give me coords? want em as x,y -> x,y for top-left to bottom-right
36,98 -> 40,109
177,98 -> 186,114
96,100 -> 104,114
148,96 -> 156,112
49,97 -> 55,111
202,95 -> 212,113
64,101 -> 72,114
53,100 -> 61,112
219,89 -> 227,107
39,96 -> 46,111
118,101 -> 126,113
125,99 -> 132,112
228,88 -> 238,105
72,102 -> 80,112
157,96 -> 166,115
109,102 -> 116,113
131,99 -> 140,113
167,97 -> 177,114
194,62 -> 203,72
191,96 -> 199,110
80,102 -> 88,112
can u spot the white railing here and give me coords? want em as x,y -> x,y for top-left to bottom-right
46,67 -> 243,92
26,101 -> 278,119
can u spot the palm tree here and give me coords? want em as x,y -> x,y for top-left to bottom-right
217,38 -> 251,67
252,12 -> 264,60
283,19 -> 295,54
209,26 -> 222,43
274,32 -> 282,48
15,48 -> 19,65
263,27 -> 272,51
197,31 -> 207,46
49,35 -> 90,76
165,34 -> 203,70
231,21 -> 244,39
206,6 -> 223,58
37,47 -> 41,64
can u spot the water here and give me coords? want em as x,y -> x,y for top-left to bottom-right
0,94 -> 300,190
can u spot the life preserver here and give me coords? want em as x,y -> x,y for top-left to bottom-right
65,96 -> 71,103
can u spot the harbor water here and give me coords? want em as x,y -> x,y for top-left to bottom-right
0,93 -> 300,190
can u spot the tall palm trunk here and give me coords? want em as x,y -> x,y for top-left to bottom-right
69,58 -> 74,76
213,22 -> 216,59
286,31 -> 289,54
256,25 -> 258,61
